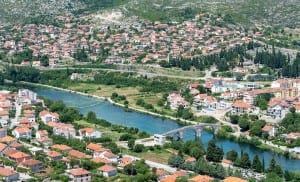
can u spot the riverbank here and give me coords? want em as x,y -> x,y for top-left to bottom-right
20,81 -> 195,126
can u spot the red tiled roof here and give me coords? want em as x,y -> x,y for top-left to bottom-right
98,165 -> 116,172
69,168 -> 90,176
0,167 -> 17,177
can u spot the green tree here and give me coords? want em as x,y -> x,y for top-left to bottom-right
206,140 -> 223,162
240,152 -> 251,169
133,144 -> 144,153
226,150 -> 238,162
128,139 -> 135,150
252,155 -> 263,172
168,155 -> 184,168
86,111 -> 97,122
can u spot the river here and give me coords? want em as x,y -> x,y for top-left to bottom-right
35,88 -> 300,171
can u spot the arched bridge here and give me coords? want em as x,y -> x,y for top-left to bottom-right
161,123 -> 220,140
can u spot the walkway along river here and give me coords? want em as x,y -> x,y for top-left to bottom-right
34,87 -> 300,171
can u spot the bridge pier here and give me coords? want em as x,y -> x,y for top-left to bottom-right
214,127 -> 219,135
195,128 -> 202,139
178,131 -> 183,140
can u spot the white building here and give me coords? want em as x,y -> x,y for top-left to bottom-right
67,168 -> 91,182
39,110 -> 59,124
154,134 -> 166,145
79,128 -> 102,138
12,127 -> 31,139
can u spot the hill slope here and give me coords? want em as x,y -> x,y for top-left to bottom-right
0,0 -> 299,28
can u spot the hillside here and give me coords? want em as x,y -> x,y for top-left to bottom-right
0,0 -> 299,28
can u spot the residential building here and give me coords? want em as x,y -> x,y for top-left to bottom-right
189,175 -> 213,182
0,110 -> 9,120
167,92 -> 190,110
53,123 -> 76,139
0,167 -> 19,182
19,159 -> 43,173
267,99 -> 290,119
36,130 -> 48,139
39,110 -> 59,124
98,165 -> 117,177
223,177 -> 247,182
3,149 -> 31,163
51,144 -> 72,152
231,100 -> 251,114
46,151 -> 63,161
67,168 -> 91,182
0,127 -> 7,138
12,127 -> 31,139
262,125 -> 278,137
79,128 -> 102,138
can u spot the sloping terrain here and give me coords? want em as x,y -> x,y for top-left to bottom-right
0,0 -> 299,27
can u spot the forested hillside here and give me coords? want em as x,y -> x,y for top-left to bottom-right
0,0 -> 299,27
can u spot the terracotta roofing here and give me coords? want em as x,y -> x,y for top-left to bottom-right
103,151 -> 117,159
98,165 -> 116,172
0,167 -> 17,177
185,157 -> 196,163
161,174 -> 178,182
0,136 -> 16,143
37,130 -> 48,135
9,151 -> 30,159
223,177 -> 247,182
232,100 -> 251,109
190,175 -> 213,182
0,143 -> 7,151
20,159 -> 42,166
68,150 -> 91,159
156,169 -> 167,176
86,143 -> 102,151
222,159 -> 233,165
51,144 -> 72,151
9,142 -> 23,149
174,170 -> 187,177
91,157 -> 112,164
69,168 -> 90,176
262,125 -> 273,132
3,149 -> 18,156
47,151 -> 62,158
118,157 -> 133,167
14,126 -> 30,134
0,110 -> 9,115
79,128 -> 95,133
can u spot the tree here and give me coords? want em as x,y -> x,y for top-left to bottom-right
252,155 -> 263,172
128,139 -> 135,150
238,118 -> 250,131
206,140 -> 223,162
240,152 -> 251,169
168,155 -> 184,168
190,147 -> 203,159
226,150 -> 238,162
133,144 -> 144,153
86,111 -> 97,122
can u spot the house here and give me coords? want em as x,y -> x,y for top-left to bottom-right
46,151 -> 63,161
185,157 -> 196,164
161,174 -> 178,182
39,110 -> 59,124
286,132 -> 300,144
221,159 -> 233,168
12,127 -> 31,139
267,99 -> 290,119
118,157 -> 133,168
17,89 -> 37,105
0,110 -> 9,120
100,151 -> 118,163
19,159 -> 43,173
189,175 -> 213,182
0,127 -> 7,138
98,165 -> 117,177
156,169 -> 168,180
223,177 -> 247,182
91,158 -> 112,165
0,167 -> 19,182
68,150 -> 92,160
167,92 -> 190,110
36,130 -> 48,139
53,123 -> 76,139
37,137 -> 53,147
0,143 -> 9,156
3,149 -> 31,163
23,110 -> 36,122
231,100 -> 251,114
79,128 -> 102,138
0,120 -> 8,128
0,136 -> 16,144
68,168 -> 91,182
86,143 -> 102,152
154,134 -> 166,145
9,143 -> 23,150
262,125 -> 278,137
51,144 -> 72,152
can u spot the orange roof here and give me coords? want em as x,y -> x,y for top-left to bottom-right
69,168 -> 90,176
174,170 -> 187,177
37,130 -> 48,135
98,165 -> 116,172
190,175 -> 213,182
0,167 -> 17,176
68,150 -> 90,159
9,142 -> 23,149
103,151 -> 117,159
3,149 -> 19,156
185,157 -> 196,163
14,126 -> 30,134
51,144 -> 72,151
262,125 -> 273,132
161,175 -> 178,182
0,110 -> 9,115
37,137 -> 52,142
0,143 -> 7,151
223,177 -> 247,182
47,151 -> 62,158
91,157 -> 112,164
232,100 -> 251,109
79,128 -> 95,133
118,157 -> 133,167
9,151 -> 30,159
20,159 -> 42,166
47,121 -> 58,127
222,159 -> 233,165
86,143 -> 102,151
156,169 -> 167,176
